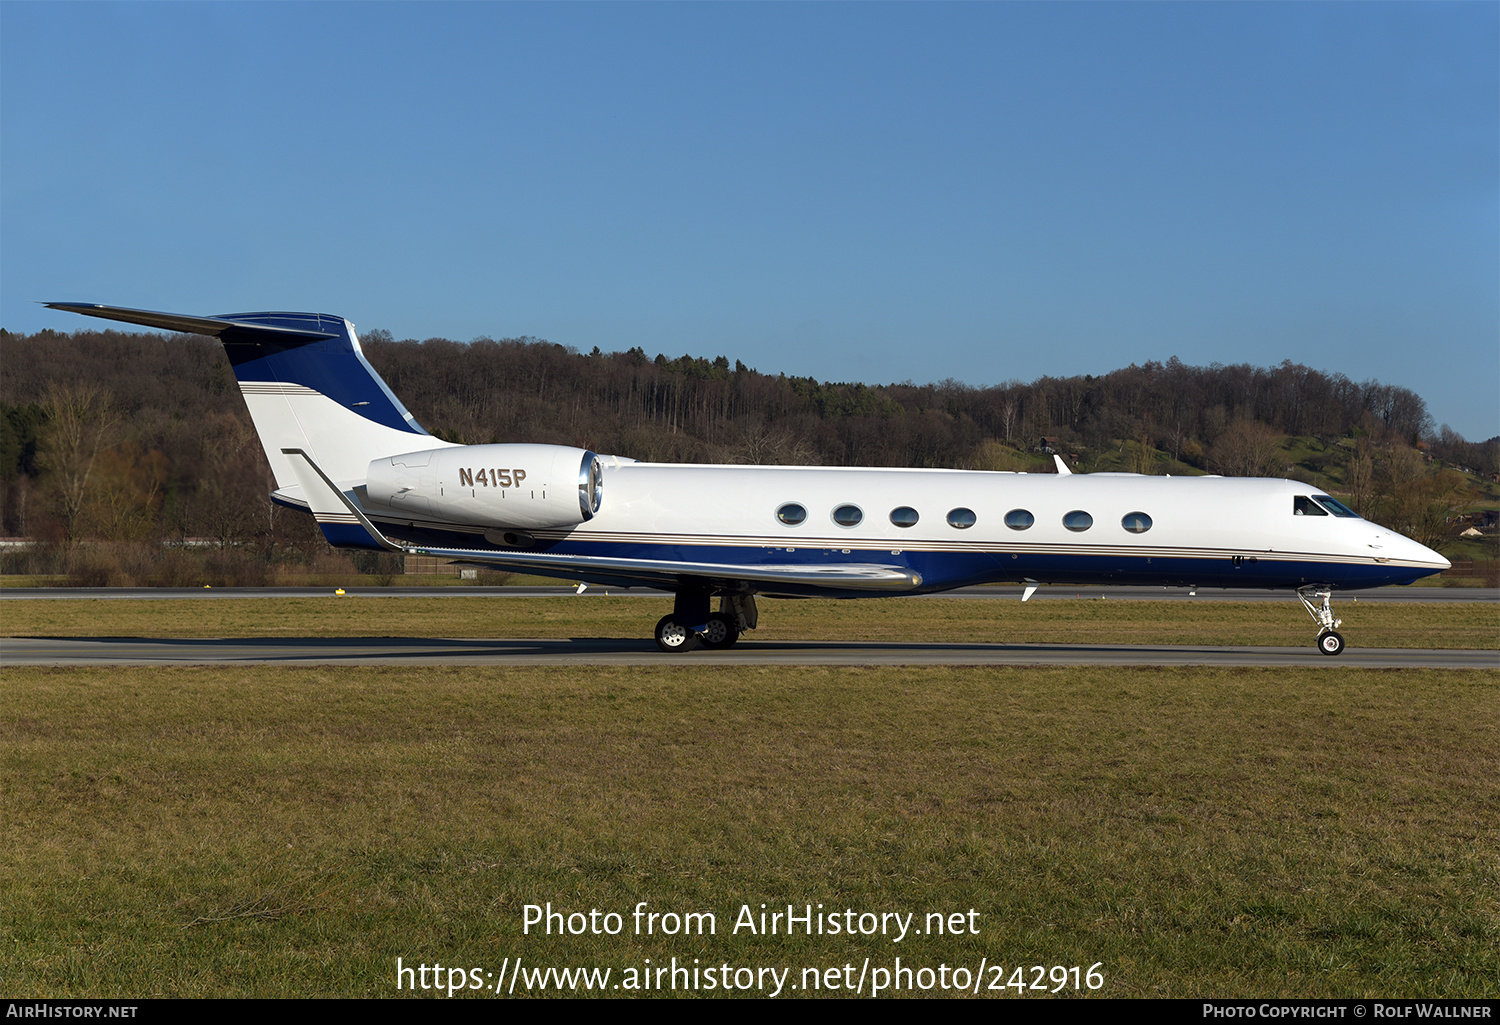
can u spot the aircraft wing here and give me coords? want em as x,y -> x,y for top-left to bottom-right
411,546 -> 920,592
282,448 -> 922,592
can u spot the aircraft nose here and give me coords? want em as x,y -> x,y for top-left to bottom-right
1396,534 -> 1450,570
1369,528 -> 1449,571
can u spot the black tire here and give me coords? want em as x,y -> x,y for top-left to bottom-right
1317,630 -> 1345,656
655,615 -> 700,653
700,612 -> 740,650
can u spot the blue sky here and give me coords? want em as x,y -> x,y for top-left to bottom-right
3,2 -> 1496,440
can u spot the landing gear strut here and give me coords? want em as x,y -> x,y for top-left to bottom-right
653,587 -> 710,653
1297,586 -> 1345,656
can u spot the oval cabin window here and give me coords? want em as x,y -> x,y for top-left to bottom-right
832,505 -> 864,527
776,503 -> 807,526
947,508 -> 977,529
1004,509 -> 1034,530
889,506 -> 919,528
1063,510 -> 1093,532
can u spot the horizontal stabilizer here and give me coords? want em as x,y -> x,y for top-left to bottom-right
49,301 -> 442,493
43,303 -> 338,342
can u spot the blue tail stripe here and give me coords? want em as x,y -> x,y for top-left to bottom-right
214,312 -> 429,436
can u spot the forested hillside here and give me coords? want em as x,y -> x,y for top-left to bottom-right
2,325 -> 1494,583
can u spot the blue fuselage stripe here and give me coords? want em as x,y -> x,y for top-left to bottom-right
367,521 -> 1429,591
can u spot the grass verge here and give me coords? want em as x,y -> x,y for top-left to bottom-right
2,595 -> 1496,649
3,665 -> 1496,998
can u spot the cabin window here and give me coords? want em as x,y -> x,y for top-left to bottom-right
832,504 -> 864,527
776,503 -> 807,526
1314,495 -> 1359,518
947,507 -> 977,529
1121,511 -> 1153,534
1004,509 -> 1034,530
889,506 -> 919,528
1063,510 -> 1093,532
1293,496 -> 1328,517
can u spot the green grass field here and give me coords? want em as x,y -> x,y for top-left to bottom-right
3,594 -> 1497,649
3,664 -> 1496,998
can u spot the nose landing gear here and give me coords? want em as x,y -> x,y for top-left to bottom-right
1297,586 -> 1346,656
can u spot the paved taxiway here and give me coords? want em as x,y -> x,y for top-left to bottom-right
2,584 -> 1493,602
4,636 -> 1494,669
5,585 -> 1492,668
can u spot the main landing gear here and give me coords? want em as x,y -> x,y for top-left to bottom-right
1297,585 -> 1345,656
653,592 -> 758,653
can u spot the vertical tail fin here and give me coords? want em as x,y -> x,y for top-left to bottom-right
44,303 -> 452,493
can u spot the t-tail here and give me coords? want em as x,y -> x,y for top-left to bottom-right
43,303 -> 453,508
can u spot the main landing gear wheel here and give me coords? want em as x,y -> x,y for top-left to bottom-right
700,612 -> 740,650
654,615 -> 700,653
1317,630 -> 1345,657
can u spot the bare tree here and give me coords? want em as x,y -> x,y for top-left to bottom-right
190,413 -> 272,548
1344,438 -> 1375,516
1207,420 -> 1285,478
88,442 -> 167,541
37,383 -> 118,543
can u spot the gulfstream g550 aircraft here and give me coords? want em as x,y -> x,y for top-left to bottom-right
47,303 -> 1450,655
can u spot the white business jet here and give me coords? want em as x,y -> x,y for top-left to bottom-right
47,304 -> 1450,655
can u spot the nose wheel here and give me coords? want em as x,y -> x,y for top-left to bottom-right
1317,630 -> 1345,656
1298,586 -> 1346,656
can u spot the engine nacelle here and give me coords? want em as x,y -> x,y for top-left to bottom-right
366,444 -> 603,530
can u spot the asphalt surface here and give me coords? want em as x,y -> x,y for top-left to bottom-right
3,635 -> 1494,669
2,584 -> 1494,602
5,584 -> 1493,669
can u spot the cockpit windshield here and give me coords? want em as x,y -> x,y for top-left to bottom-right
1294,495 -> 1360,518
1313,495 -> 1359,518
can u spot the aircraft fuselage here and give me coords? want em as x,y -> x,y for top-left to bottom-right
359,461 -> 1443,596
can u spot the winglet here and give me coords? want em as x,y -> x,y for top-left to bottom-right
281,447 -> 408,553
1053,454 -> 1072,475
